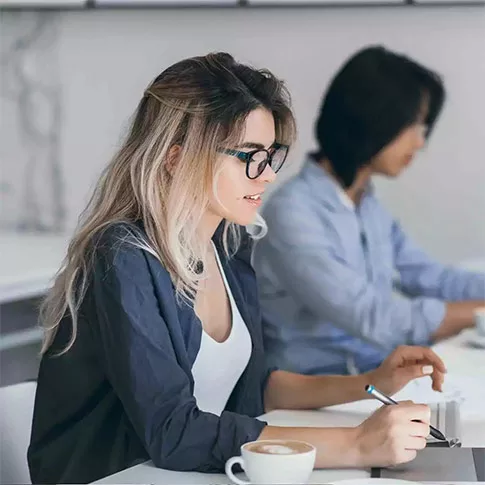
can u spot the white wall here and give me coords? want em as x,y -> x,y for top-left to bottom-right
58,6 -> 485,264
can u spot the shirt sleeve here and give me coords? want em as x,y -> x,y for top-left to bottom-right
261,202 -> 445,349
90,240 -> 266,473
391,220 -> 485,301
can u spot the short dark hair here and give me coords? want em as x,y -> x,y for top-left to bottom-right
313,45 -> 445,187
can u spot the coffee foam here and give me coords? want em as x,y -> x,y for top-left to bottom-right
258,444 -> 296,455
245,440 -> 313,455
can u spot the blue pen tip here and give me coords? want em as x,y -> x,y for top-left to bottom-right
365,385 -> 374,394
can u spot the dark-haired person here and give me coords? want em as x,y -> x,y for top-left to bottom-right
253,45 -> 485,376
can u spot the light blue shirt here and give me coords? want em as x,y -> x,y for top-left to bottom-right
253,159 -> 485,375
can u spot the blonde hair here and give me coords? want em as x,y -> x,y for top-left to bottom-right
40,52 -> 296,354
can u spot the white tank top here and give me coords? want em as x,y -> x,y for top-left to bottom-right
191,244 -> 252,416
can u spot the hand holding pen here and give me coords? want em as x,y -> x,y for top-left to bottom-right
353,398 -> 435,467
366,384 -> 446,441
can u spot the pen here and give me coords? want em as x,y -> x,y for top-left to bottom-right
365,384 -> 446,441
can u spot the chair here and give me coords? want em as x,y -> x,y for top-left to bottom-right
0,381 -> 37,484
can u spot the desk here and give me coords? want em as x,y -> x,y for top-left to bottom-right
0,232 -> 70,384
0,232 -> 69,354
96,330 -> 485,484
0,232 -> 69,304
433,329 -> 485,378
95,465 -> 482,485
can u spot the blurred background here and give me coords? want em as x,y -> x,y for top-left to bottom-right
1,1 -> 484,386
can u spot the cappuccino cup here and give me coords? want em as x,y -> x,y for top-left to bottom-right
225,439 -> 316,485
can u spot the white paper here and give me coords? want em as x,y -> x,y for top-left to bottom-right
392,374 -> 485,420
327,373 -> 485,420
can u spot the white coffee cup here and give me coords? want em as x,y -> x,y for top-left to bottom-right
474,307 -> 485,336
225,439 -> 316,485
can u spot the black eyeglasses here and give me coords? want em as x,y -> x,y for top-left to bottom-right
219,142 -> 290,180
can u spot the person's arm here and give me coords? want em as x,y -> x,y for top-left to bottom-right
260,425 -> 360,468
264,345 -> 446,412
265,371 -> 368,411
431,301 -> 483,340
259,202 -> 445,349
391,220 -> 485,340
260,402 -> 430,469
91,236 -> 266,473
260,345 -> 445,468
392,219 -> 485,302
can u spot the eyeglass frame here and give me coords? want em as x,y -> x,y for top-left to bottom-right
218,142 -> 290,180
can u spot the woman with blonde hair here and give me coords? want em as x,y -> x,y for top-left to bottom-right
29,52 -> 447,484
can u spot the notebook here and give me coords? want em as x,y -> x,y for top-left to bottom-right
426,400 -> 461,447
371,447 -> 485,481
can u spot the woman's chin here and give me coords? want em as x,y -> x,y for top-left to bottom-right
225,211 -> 258,228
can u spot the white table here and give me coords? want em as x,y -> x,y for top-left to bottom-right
95,464 -> 481,485
0,232 -> 70,351
96,329 -> 485,484
0,232 -> 69,304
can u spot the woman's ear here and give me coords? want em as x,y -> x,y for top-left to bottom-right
165,145 -> 182,177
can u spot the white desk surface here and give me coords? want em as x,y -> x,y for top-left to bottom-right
0,232 -> 69,304
96,331 -> 485,485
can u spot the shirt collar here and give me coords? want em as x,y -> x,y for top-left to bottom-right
335,184 -> 356,210
300,158 -> 372,212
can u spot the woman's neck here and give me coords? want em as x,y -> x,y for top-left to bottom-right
198,210 -> 223,249
320,159 -> 372,206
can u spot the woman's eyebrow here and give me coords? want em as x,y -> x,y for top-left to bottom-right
235,141 -> 275,150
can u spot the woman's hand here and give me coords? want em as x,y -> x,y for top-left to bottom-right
354,401 -> 431,467
366,345 -> 447,397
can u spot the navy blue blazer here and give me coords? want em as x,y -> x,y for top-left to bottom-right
28,223 -> 271,484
